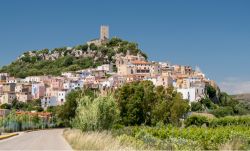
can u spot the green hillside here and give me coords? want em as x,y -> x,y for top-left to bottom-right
0,38 -> 147,78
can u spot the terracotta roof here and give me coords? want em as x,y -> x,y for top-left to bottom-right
16,111 -> 52,117
131,61 -> 151,65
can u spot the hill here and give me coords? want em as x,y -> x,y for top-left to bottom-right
232,93 -> 250,108
233,93 -> 250,101
0,38 -> 147,78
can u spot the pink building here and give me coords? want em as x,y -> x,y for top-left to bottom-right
50,78 -> 64,90
32,83 -> 46,99
44,87 -> 53,97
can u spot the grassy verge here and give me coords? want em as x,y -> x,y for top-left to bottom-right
63,129 -> 135,150
64,125 -> 250,150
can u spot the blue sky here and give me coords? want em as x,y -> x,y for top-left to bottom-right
0,0 -> 250,94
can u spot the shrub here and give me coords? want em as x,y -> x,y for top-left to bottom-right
57,90 -> 82,127
210,116 -> 250,127
96,95 -> 120,130
200,98 -> 217,110
210,106 -> 234,117
185,115 -> 209,127
71,95 -> 119,131
191,102 -> 203,112
71,96 -> 98,131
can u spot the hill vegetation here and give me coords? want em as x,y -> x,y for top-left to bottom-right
0,38 -> 147,78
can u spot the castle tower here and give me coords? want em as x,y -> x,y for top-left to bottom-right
100,25 -> 109,40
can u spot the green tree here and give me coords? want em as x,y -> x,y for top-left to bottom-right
62,56 -> 74,66
57,90 -> 82,126
0,103 -> 11,109
200,98 -> 217,110
76,44 -> 88,52
96,95 -> 120,130
107,37 -> 123,47
170,95 -> 190,125
72,95 -> 119,131
206,84 -> 216,99
89,43 -> 98,50
116,81 -> 155,126
191,102 -> 204,112
152,86 -> 190,125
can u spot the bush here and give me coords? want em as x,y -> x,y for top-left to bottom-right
191,102 -> 203,112
210,116 -> 250,127
72,95 -> 119,131
211,106 -> 234,117
200,98 -> 217,110
185,115 -> 209,127
96,95 -> 120,130
234,103 -> 249,115
57,90 -> 82,127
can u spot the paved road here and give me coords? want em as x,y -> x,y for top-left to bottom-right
0,129 -> 72,150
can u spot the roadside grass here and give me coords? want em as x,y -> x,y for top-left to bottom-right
219,136 -> 249,151
64,126 -> 250,150
63,129 -> 135,150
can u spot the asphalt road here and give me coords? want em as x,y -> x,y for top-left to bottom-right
0,129 -> 72,150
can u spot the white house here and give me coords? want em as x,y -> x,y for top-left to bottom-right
6,77 -> 21,84
62,72 -> 76,78
57,90 -> 67,105
177,86 -> 205,103
101,80 -> 112,89
63,82 -> 71,90
64,80 -> 84,91
97,64 -> 113,73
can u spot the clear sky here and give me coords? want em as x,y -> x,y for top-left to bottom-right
0,0 -> 250,94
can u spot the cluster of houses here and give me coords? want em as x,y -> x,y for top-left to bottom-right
0,50 -> 216,109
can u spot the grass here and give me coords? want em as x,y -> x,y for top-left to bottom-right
63,129 -> 135,150
64,126 -> 250,150
219,137 -> 248,150
191,112 -> 215,119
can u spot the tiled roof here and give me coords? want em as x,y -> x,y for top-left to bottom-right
131,61 -> 151,65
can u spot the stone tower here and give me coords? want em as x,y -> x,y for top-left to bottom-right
100,25 -> 109,40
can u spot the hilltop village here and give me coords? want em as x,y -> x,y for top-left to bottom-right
0,26 -> 217,109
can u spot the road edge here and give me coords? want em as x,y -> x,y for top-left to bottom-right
0,133 -> 19,140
